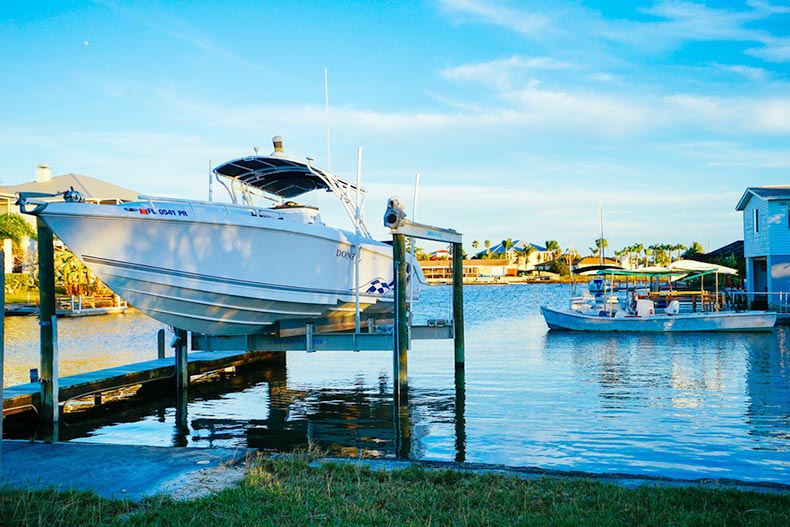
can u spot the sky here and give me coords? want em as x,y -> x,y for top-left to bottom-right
1,0 -> 789,255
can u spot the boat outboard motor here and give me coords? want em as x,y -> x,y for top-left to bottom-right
384,197 -> 407,229
588,276 -> 606,303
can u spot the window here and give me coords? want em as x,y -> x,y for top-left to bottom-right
754,208 -> 759,233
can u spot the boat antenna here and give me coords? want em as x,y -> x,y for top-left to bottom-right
410,172 -> 420,309
208,159 -> 213,202
599,199 -> 604,266
325,67 -> 332,171
354,147 -> 362,337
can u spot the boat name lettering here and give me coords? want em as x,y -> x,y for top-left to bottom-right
336,249 -> 357,260
123,207 -> 188,217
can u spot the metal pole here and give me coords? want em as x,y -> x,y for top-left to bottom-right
452,242 -> 465,368
393,233 -> 408,402
208,160 -> 214,202
354,147 -> 362,337
37,219 -> 57,440
324,67 -> 332,171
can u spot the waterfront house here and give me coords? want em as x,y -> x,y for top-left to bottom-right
0,164 -> 140,272
420,258 -> 512,283
735,186 -> 790,308
474,240 -> 549,274
0,164 -> 140,214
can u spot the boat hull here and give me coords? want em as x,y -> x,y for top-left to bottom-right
540,305 -> 777,332
36,201 -> 413,335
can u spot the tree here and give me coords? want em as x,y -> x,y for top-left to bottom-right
472,240 -> 479,253
484,240 -> 491,258
545,240 -> 561,260
520,243 -> 536,264
501,238 -> 515,260
0,213 -> 36,260
682,242 -> 704,259
674,243 -> 686,261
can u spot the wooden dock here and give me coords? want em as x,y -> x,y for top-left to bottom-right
2,349 -> 281,416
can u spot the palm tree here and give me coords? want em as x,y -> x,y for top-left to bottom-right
631,243 -> 643,268
545,240 -> 561,261
0,213 -> 37,273
643,247 -> 653,266
594,237 -> 608,254
0,212 -> 36,251
484,240 -> 491,258
682,241 -> 704,259
521,243 -> 537,269
674,243 -> 687,261
501,238 -> 515,260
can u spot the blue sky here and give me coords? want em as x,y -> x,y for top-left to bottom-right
2,1 -> 789,255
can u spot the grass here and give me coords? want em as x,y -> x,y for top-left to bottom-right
1,454 -> 789,526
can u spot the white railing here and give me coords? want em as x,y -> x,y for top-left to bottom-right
724,291 -> 790,313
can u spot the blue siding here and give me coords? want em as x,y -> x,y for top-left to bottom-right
767,200 -> 790,255
769,254 -> 790,294
742,198 -> 771,257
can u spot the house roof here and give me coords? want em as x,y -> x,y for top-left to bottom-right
474,239 -> 546,258
735,186 -> 790,211
0,173 -> 140,203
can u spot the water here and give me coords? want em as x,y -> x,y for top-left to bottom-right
4,284 -> 790,483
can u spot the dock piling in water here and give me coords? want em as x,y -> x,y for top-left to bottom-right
37,220 -> 59,440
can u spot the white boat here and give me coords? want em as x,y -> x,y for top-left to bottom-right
18,137 -> 425,336
541,264 -> 777,332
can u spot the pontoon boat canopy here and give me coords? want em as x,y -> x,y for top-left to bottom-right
213,156 -> 362,199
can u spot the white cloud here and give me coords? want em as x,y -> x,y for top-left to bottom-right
715,63 -> 772,82
665,94 -> 790,133
439,0 -> 790,63
437,0 -> 550,36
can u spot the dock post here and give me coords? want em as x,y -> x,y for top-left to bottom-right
157,329 -> 166,359
174,328 -> 189,392
37,220 -> 59,440
392,233 -> 409,403
452,242 -> 465,368
1,250 -> 4,451
173,328 -> 189,446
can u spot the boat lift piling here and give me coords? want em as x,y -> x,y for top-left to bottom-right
37,220 -> 59,441
385,197 -> 465,402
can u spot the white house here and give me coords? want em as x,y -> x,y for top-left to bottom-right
735,186 -> 790,307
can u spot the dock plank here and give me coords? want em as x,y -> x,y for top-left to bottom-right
3,350 -> 281,415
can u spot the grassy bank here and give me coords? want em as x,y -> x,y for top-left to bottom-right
2,455 -> 789,526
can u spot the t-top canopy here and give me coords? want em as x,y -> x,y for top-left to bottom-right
213,155 -> 361,199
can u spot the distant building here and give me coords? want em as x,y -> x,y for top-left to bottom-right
735,186 -> 790,307
0,164 -> 140,272
419,258 -> 512,282
474,240 -> 549,273
0,164 -> 140,215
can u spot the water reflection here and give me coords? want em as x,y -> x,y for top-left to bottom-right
3,284 -> 790,483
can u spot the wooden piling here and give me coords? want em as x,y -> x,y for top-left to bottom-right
392,233 -> 408,402
452,242 -> 465,368
1,250 -> 4,448
157,329 -> 166,359
173,328 -> 189,445
37,220 -> 59,439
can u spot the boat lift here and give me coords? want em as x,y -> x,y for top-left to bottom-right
190,197 -> 465,401
22,200 -> 464,439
